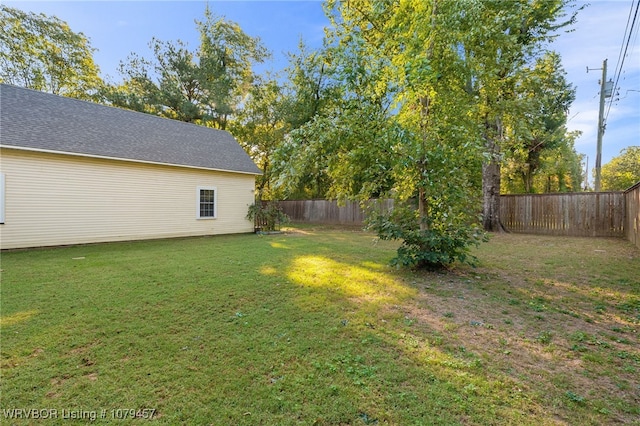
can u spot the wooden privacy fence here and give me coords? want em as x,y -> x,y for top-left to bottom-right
500,192 -> 625,237
500,187 -> 639,248
277,186 -> 640,249
625,182 -> 640,249
281,195 -> 628,235
278,199 -> 393,225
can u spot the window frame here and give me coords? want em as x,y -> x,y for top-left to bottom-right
196,186 -> 217,219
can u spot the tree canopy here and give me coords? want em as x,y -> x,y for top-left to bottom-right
267,0 -> 581,267
458,0 -> 579,230
103,6 -> 268,129
502,52 -> 583,193
601,147 -> 640,191
268,0 -> 490,267
0,4 -> 102,100
230,77 -> 289,199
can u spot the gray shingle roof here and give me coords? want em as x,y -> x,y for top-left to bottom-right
0,84 -> 261,175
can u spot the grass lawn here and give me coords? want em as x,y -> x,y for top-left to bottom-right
1,226 -> 639,425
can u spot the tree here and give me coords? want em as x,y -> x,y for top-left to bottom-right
370,0 -> 486,267
537,132 -> 584,192
270,42 -> 344,199
274,0 -> 578,267
230,77 -> 289,200
273,0 -> 487,268
458,0 -> 579,230
104,6 -> 268,129
510,52 -> 576,192
282,40 -> 341,130
601,147 -> 640,191
502,52 -> 582,193
0,5 -> 102,100
503,130 -> 584,193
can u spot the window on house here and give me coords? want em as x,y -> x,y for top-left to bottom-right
197,186 -> 217,219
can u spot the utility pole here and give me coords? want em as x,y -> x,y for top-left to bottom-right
594,59 -> 607,192
587,59 -> 612,192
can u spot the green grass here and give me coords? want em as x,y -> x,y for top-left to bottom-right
1,227 -> 639,425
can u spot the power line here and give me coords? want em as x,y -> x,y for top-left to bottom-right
610,0 -> 636,87
604,0 -> 640,124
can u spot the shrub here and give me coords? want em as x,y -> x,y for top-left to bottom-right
246,202 -> 289,232
367,204 -> 486,269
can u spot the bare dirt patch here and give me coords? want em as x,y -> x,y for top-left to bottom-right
397,234 -> 639,423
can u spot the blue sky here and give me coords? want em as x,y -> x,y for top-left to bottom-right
6,1 -> 639,173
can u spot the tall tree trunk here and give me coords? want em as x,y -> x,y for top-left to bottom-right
482,160 -> 504,232
418,93 -> 431,232
418,187 -> 428,231
482,118 -> 506,232
557,172 -> 566,192
521,168 -> 534,193
256,157 -> 270,202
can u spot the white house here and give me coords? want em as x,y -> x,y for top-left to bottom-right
0,84 -> 261,249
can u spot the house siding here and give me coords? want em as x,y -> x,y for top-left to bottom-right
0,148 -> 256,249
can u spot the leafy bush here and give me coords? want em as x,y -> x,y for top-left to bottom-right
367,204 -> 486,269
246,202 -> 289,232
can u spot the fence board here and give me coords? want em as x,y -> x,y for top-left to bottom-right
500,192 -> 625,237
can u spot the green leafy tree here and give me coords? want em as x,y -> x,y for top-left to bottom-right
235,41 -> 345,201
502,52 -> 581,193
503,130 -> 584,193
283,40 -> 341,130
601,147 -> 640,191
274,0 -> 578,267
370,0 -> 486,268
511,52 -> 577,192
270,42 -> 344,199
104,6 -> 268,129
0,5 -> 102,99
274,0 -> 486,268
230,77 -> 289,200
459,0 -> 579,230
536,132 -> 584,192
